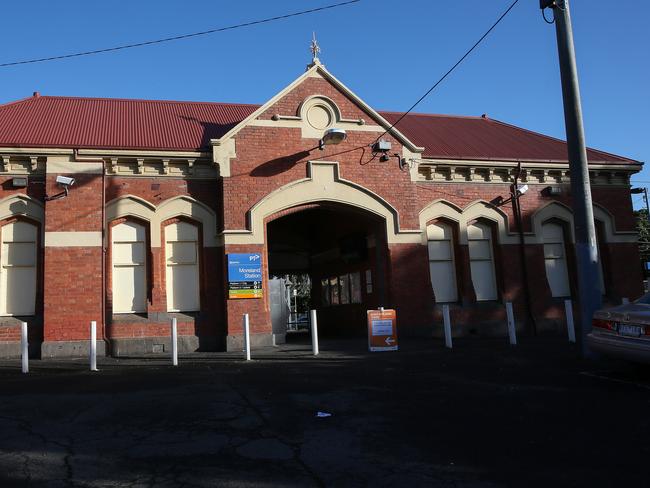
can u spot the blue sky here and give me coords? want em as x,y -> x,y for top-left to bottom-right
1,1 -> 648,204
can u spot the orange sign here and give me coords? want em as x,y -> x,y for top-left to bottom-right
367,308 -> 398,352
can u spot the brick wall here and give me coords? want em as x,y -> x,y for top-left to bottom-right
43,172 -> 103,342
105,177 -> 223,346
0,72 -> 643,353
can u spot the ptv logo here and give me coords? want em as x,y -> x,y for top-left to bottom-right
249,254 -> 260,262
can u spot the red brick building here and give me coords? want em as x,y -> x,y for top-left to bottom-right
0,59 -> 643,357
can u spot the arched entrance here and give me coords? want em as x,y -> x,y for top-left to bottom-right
266,202 -> 388,339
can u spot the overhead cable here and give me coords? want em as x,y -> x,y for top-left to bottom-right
375,0 -> 520,142
0,0 -> 360,68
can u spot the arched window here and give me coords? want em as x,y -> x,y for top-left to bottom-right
542,222 -> 571,297
427,222 -> 457,302
112,221 -> 147,313
467,222 -> 498,301
165,221 -> 200,312
0,220 -> 38,316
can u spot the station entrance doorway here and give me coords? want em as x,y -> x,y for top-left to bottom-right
266,203 -> 388,341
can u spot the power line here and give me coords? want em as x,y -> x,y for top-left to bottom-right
375,0 -> 520,142
0,0 -> 360,68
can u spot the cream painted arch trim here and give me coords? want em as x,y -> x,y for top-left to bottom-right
222,161 -> 422,245
106,194 -> 218,247
157,196 -> 218,247
530,201 -> 575,243
0,194 -> 44,245
420,199 -> 519,245
0,194 -> 44,224
591,204 -> 637,243
106,195 -> 156,223
527,201 -> 637,244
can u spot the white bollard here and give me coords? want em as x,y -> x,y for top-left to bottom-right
21,322 -> 28,374
310,309 -> 319,356
564,299 -> 576,343
243,313 -> 251,361
622,297 -> 630,305
505,302 -> 517,346
171,317 -> 178,366
90,321 -> 98,371
442,305 -> 453,349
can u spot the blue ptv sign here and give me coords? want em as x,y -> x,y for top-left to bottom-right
227,253 -> 263,299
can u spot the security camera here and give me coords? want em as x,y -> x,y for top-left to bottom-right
56,175 -> 76,187
516,184 -> 529,195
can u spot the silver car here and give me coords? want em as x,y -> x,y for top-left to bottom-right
589,294 -> 650,363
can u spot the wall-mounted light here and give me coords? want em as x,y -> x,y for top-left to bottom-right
543,186 -> 562,196
318,128 -> 347,150
11,176 -> 28,188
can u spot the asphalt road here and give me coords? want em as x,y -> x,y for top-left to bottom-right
0,336 -> 648,487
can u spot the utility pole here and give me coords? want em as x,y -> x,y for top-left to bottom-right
542,0 -> 601,357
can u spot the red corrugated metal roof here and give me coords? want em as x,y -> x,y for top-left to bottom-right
0,94 -> 638,164
0,95 -> 258,151
380,112 -> 636,163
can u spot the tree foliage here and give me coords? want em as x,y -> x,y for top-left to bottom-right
635,209 -> 650,266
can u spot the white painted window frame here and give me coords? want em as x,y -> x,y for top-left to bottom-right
467,222 -> 498,302
427,222 -> 458,303
0,220 -> 38,316
111,220 -> 148,314
165,221 -> 201,313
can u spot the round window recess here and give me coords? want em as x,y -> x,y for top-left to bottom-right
306,104 -> 333,130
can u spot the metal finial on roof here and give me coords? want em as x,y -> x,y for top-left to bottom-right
307,32 -> 323,69
310,32 -> 321,61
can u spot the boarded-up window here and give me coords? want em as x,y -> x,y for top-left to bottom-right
542,222 -> 571,297
112,221 -> 147,313
427,223 -> 457,303
165,221 -> 200,312
0,221 -> 37,316
467,222 -> 498,301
